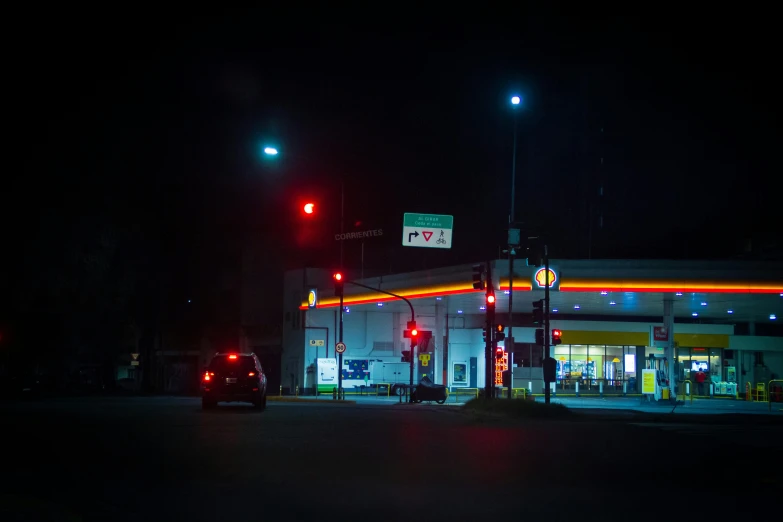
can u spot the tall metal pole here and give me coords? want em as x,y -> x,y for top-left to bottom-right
507,104 -> 518,399
544,245 -> 551,404
485,261 -> 494,399
338,292 -> 343,398
340,181 -> 345,268
338,181 -> 345,398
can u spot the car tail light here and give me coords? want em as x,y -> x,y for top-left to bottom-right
248,372 -> 255,377
252,388 -> 259,392
203,372 -> 210,381
229,354 -> 238,360
203,372 -> 214,382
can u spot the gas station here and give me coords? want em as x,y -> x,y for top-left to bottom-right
280,259 -> 783,403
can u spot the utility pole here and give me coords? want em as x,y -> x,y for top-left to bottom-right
338,289 -> 344,398
544,244 -> 551,404
485,261 -> 494,399
508,98 -> 520,399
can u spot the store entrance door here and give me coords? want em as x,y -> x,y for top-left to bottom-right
469,357 -> 478,388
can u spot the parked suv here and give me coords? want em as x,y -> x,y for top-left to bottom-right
201,352 -> 267,410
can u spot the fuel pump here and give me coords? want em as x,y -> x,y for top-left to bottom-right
646,354 -> 671,401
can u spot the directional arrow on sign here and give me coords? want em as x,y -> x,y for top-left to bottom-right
407,231 -> 419,243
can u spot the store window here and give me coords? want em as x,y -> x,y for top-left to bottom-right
606,346 -> 624,387
570,345 -> 589,382
709,349 -> 722,382
554,345 -> 569,381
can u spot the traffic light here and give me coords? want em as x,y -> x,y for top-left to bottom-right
303,202 -> 315,215
495,346 -> 504,360
401,350 -> 411,363
535,328 -> 545,346
495,324 -> 505,342
472,263 -> 485,290
551,329 -> 562,345
486,289 -> 496,313
403,327 -> 419,347
333,272 -> 344,299
483,325 -> 491,344
532,299 -> 544,324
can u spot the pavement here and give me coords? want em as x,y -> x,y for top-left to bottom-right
283,392 -> 783,416
2,396 -> 781,521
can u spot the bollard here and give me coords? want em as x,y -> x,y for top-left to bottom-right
279,385 -> 282,397
332,387 -> 337,400
528,381 -> 533,397
295,385 -> 299,397
685,382 -> 690,396
575,381 -> 580,397
599,380 -> 604,398
551,381 -> 556,397
709,383 -> 714,398
623,381 -> 627,397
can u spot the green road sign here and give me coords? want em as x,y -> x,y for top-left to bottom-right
402,213 -> 454,249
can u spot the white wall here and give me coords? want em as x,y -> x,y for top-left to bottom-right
448,328 -> 485,388
729,336 -> 783,352
548,320 -> 734,335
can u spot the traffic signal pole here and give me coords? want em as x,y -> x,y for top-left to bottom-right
343,280 -> 417,401
485,261 -> 494,400
544,244 -> 551,404
338,291 -> 344,398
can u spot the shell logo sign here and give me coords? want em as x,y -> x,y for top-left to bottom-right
534,268 -> 557,288
307,289 -> 317,308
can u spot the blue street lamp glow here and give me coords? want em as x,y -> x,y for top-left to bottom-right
511,96 -> 521,105
263,147 -> 278,156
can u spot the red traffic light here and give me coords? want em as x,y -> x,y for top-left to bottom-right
487,294 -> 495,304
411,329 -> 418,337
333,273 -> 343,281
303,202 -> 315,214
552,329 -> 562,339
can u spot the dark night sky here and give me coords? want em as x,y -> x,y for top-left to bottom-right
5,9 -> 781,311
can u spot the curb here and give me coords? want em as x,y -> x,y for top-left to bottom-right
267,397 -> 357,404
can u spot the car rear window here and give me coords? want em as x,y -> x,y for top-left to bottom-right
209,355 -> 256,372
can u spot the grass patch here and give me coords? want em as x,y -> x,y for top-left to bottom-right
462,397 -> 572,419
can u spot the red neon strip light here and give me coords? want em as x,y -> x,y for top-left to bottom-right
560,284 -> 782,294
299,287 -> 483,310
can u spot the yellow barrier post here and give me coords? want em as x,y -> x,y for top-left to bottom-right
769,379 -> 783,411
682,379 -> 693,404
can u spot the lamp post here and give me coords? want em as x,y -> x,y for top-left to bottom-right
507,95 -> 521,399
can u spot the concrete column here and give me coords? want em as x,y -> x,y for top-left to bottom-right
435,301 -> 445,384
663,293 -> 675,401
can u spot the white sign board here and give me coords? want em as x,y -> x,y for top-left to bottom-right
317,358 -> 338,392
402,213 -> 453,249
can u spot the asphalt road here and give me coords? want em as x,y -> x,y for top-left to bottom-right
3,397 -> 781,521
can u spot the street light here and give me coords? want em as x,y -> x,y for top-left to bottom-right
507,93 -> 522,400
263,146 -> 278,156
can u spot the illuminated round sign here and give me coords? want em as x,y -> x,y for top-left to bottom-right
534,268 -> 557,288
307,289 -> 317,308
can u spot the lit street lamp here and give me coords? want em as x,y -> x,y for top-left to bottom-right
507,94 -> 522,399
263,146 -> 279,156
